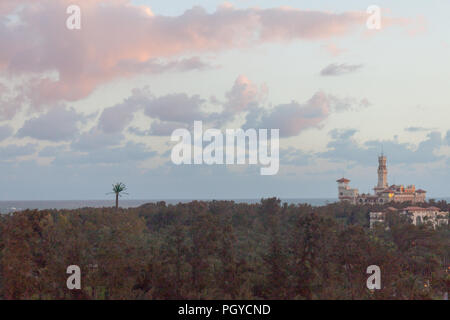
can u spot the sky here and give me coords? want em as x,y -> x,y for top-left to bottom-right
1,0 -> 450,200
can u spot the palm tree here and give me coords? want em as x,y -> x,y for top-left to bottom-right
109,182 -> 128,209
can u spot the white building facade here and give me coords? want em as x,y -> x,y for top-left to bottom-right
370,206 -> 449,228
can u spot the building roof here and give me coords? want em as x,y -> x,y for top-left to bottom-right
336,178 -> 350,183
403,206 -> 423,211
403,206 -> 441,212
416,189 -> 426,193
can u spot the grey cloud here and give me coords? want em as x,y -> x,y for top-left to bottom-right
129,121 -> 197,137
98,88 -> 159,134
242,92 -> 371,138
0,124 -> 13,141
128,126 -> 149,137
329,95 -> 370,112
321,129 -> 373,164
280,147 -> 312,166
330,128 -> 358,140
0,143 -> 37,160
99,101 -> 140,134
0,87 -> 25,120
128,122 -> 187,137
405,126 -> 431,132
95,76 -> 268,137
172,57 -> 213,71
145,93 -> 212,124
99,88 -> 222,137
38,145 -> 68,157
320,63 -> 363,76
17,107 -> 86,141
243,92 -> 331,137
365,131 -> 442,164
116,57 -> 213,74
71,128 -> 124,151
223,75 -> 266,113
148,121 -> 189,136
92,77 -> 370,139
321,129 -> 444,165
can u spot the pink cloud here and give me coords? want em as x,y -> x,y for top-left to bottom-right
224,75 -> 268,113
243,91 -> 370,137
256,8 -> 366,42
244,91 -> 331,137
0,0 -> 423,115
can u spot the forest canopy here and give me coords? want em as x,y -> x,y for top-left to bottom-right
0,199 -> 448,300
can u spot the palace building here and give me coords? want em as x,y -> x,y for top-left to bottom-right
370,206 -> 448,229
337,155 -> 427,205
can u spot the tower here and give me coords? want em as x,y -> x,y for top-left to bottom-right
377,154 -> 388,189
337,178 -> 358,204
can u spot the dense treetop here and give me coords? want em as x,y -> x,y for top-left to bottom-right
0,199 -> 448,300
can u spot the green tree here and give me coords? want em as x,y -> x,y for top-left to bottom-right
109,182 -> 128,209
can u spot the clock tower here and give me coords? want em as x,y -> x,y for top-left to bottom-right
374,154 -> 388,194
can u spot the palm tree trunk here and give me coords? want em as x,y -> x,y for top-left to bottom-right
115,193 -> 119,209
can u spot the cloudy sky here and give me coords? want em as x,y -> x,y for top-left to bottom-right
1,0 -> 450,200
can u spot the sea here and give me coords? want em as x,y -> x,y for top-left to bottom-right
2,197 -> 449,214
0,198 -> 337,214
